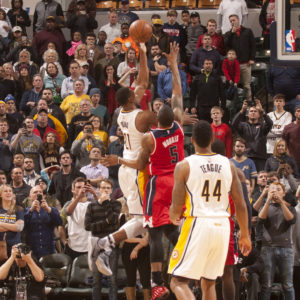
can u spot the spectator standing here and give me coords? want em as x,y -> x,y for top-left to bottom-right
217,0 -> 248,34
266,65 -> 300,115
23,185 -> 62,259
190,58 -> 226,122
266,94 -> 292,156
180,10 -> 190,65
0,184 -> 24,257
112,22 -> 139,57
19,74 -> 43,116
10,167 -> 31,206
259,0 -> 275,49
68,98 -> 94,145
210,106 -> 232,158
0,119 -> 13,173
230,138 -> 257,192
71,122 -> 104,169
80,147 -> 109,192
90,88 -> 110,128
48,151 -> 86,206
197,19 -> 225,55
85,178 -> 121,300
232,100 -> 273,171
293,187 -> 300,299
163,9 -> 182,45
147,44 -> 167,98
224,14 -> 255,101
23,157 -> 41,187
157,64 -> 186,103
190,34 -> 221,75
32,15 -> 66,60
185,12 -> 206,64
4,95 -> 23,127
66,0 -> 98,40
33,109 -> 61,143
100,9 -> 121,43
10,117 -> 43,173
60,79 -> 91,125
7,0 -> 31,35
146,18 -> 171,56
94,42 -> 120,87
0,100 -> 19,134
283,104 -> 300,170
259,182 -> 296,299
61,60 -> 89,99
33,0 -> 64,33
63,177 -> 91,260
118,0 -> 139,25
86,32 -> 103,66
222,49 -> 240,87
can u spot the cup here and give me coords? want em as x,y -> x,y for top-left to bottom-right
26,7 -> 30,14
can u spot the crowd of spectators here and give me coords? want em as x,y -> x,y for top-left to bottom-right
0,0 -> 299,299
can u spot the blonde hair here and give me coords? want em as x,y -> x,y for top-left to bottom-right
273,139 -> 289,158
75,44 -> 89,60
0,184 -> 16,215
43,49 -> 59,63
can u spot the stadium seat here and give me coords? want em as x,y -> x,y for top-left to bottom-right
62,254 -> 93,298
146,0 -> 169,9
128,0 -> 143,9
171,0 -> 196,9
96,1 -> 117,9
198,0 -> 221,8
40,253 -> 72,296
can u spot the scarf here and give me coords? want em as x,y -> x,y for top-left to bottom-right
66,40 -> 82,57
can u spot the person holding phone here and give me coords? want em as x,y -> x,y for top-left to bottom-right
23,185 -> 62,259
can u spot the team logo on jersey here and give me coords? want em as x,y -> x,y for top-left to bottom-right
172,249 -> 180,260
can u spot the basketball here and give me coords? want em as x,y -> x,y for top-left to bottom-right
129,20 -> 153,43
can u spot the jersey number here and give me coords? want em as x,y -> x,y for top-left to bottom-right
124,133 -> 132,150
201,180 -> 222,202
169,145 -> 179,164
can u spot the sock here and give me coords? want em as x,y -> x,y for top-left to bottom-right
152,271 -> 163,287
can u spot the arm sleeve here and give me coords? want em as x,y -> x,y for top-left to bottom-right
60,79 -> 68,99
49,207 -> 62,227
231,112 -> 245,135
262,114 -> 273,135
157,73 -> 168,101
249,29 -> 256,61
20,91 -> 29,111
196,35 -> 202,49
234,60 -> 241,83
225,126 -> 233,158
189,51 -> 202,74
222,59 -> 231,81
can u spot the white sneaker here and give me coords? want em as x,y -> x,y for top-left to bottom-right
95,250 -> 112,276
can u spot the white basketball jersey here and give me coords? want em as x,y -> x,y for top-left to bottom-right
184,154 -> 232,218
118,109 -> 144,160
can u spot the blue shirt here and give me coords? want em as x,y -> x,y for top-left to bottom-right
230,157 -> 257,180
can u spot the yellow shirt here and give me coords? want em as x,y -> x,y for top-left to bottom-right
60,94 -> 91,124
76,130 -> 108,150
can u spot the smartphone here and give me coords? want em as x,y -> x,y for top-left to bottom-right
86,128 -> 92,133
85,179 -> 91,185
37,194 -> 42,203
22,123 -> 27,129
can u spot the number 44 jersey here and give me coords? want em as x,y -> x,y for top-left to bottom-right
184,153 -> 232,218
148,121 -> 184,176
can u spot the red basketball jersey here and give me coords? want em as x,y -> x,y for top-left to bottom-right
148,122 -> 184,176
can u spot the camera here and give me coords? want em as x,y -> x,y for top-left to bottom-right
267,180 -> 273,185
86,128 -> 92,134
16,243 -> 31,258
22,123 -> 27,129
37,194 -> 42,203
85,179 -> 91,185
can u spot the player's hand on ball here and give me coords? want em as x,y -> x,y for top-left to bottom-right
238,234 -> 252,256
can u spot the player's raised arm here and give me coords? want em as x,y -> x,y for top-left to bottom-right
134,43 -> 149,105
170,160 -> 189,224
230,162 -> 252,256
163,42 -> 184,125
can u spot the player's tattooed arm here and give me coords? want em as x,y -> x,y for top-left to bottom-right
170,160 -> 189,224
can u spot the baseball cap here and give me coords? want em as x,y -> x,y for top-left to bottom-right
37,108 -> 48,114
12,26 -> 22,33
80,61 -> 89,67
190,12 -> 200,18
4,94 -> 16,103
46,16 -> 55,22
121,0 -> 129,4
35,177 -> 48,185
152,18 -> 163,26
